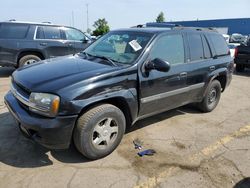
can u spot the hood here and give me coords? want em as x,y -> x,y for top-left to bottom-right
12,55 -> 121,92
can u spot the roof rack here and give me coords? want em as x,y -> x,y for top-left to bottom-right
173,26 -> 217,32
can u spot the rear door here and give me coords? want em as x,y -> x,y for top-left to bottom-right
138,33 -> 189,116
63,27 -> 91,53
35,26 -> 74,58
185,32 -> 212,102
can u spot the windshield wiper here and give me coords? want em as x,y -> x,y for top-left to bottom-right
79,52 -> 118,66
79,51 -> 90,58
91,54 -> 118,66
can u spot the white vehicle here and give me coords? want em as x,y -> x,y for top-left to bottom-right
228,43 -> 241,58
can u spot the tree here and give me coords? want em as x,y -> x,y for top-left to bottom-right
92,18 -> 110,36
156,12 -> 165,23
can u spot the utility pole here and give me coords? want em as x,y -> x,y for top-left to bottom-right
86,3 -> 89,32
71,11 -> 75,27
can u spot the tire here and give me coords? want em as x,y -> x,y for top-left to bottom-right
235,64 -> 245,72
198,80 -> 221,113
19,55 -> 41,67
74,104 -> 126,160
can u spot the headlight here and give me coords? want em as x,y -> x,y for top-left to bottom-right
29,93 -> 60,117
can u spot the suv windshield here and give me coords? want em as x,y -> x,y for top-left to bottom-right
84,31 -> 153,64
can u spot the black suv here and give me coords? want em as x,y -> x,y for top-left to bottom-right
0,21 -> 92,67
4,27 -> 233,159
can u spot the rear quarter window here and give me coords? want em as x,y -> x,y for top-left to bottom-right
209,34 -> 229,56
0,24 -> 29,39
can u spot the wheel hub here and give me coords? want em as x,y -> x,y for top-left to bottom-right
92,117 -> 118,149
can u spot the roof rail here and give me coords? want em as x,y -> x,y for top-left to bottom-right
173,26 -> 218,32
42,21 -> 52,24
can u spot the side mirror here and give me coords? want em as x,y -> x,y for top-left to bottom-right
81,38 -> 92,44
145,58 -> 171,72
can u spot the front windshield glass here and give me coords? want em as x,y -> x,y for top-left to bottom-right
84,31 -> 153,64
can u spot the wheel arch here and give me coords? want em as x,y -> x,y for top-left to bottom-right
77,96 -> 136,130
17,50 -> 45,66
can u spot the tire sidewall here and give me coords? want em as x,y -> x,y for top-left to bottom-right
78,105 -> 125,159
19,55 -> 41,67
205,80 -> 221,112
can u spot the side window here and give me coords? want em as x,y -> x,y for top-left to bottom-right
209,34 -> 229,56
0,24 -> 29,39
36,27 -> 45,39
64,28 -> 86,41
43,26 -> 62,40
187,34 -> 204,61
150,34 -> 185,65
201,35 -> 211,59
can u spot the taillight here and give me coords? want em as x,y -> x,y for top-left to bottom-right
234,47 -> 238,57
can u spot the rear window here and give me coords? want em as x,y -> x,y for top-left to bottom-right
0,23 -> 29,39
209,34 -> 229,56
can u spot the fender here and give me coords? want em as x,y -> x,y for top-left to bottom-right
202,67 -> 228,98
70,88 -> 138,123
15,49 -> 46,63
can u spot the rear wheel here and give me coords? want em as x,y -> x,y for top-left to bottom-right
74,104 -> 126,160
198,80 -> 221,113
19,55 -> 41,67
235,64 -> 245,72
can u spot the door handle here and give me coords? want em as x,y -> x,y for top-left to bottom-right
40,42 -> 47,46
180,72 -> 187,77
67,43 -> 73,47
210,66 -> 215,71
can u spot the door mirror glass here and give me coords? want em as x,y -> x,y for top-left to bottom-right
145,58 -> 171,72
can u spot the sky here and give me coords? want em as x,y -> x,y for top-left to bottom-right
0,0 -> 249,32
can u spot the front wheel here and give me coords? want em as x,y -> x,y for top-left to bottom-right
74,104 -> 126,160
198,80 -> 221,113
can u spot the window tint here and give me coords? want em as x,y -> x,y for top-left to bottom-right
150,34 -> 185,65
43,26 -> 62,40
201,35 -> 211,59
0,24 -> 29,39
36,27 -> 45,39
209,34 -> 229,56
64,28 -> 86,41
188,34 -> 203,61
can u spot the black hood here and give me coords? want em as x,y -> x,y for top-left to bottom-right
12,55 -> 121,92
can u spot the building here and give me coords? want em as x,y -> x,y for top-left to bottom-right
146,18 -> 250,35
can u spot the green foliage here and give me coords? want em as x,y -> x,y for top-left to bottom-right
92,18 -> 110,36
156,12 -> 165,23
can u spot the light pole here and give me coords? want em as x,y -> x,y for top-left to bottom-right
86,3 -> 89,33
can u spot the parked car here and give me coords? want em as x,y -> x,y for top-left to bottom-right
4,27 -> 233,159
228,43 -> 240,58
235,38 -> 250,72
0,21 -> 92,67
230,33 -> 246,43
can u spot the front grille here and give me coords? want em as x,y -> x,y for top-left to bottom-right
11,80 -> 30,110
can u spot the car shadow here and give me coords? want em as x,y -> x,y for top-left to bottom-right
234,177 -> 250,188
0,67 -> 15,78
0,105 -> 200,168
127,105 -> 199,133
0,112 -> 90,168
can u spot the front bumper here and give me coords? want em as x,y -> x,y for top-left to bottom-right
4,91 -> 78,149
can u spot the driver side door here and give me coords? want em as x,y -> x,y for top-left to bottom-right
138,33 -> 189,117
